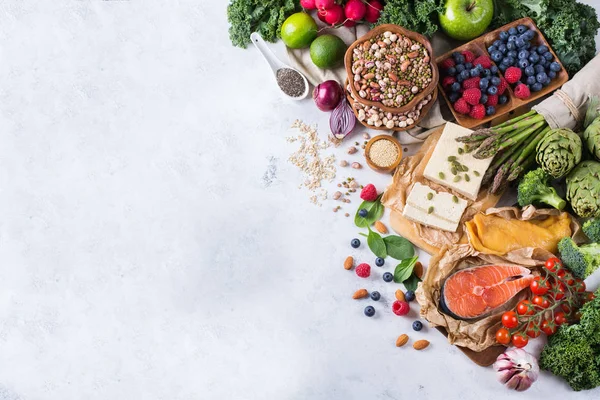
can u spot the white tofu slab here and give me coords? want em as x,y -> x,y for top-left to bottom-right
402,182 -> 468,232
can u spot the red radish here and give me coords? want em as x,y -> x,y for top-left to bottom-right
365,0 -> 383,23
344,20 -> 357,28
344,0 -> 367,21
315,0 -> 335,10
300,0 -> 317,9
321,4 -> 345,26
317,10 -> 328,23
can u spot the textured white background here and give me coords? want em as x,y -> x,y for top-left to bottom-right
0,1 -> 599,399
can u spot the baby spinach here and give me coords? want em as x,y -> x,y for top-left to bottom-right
393,256 -> 418,284
354,194 -> 384,228
383,235 -> 415,260
367,228 -> 387,258
403,273 -> 421,292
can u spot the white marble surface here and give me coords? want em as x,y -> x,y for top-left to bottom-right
0,1 -> 599,399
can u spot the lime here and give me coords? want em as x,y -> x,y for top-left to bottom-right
310,34 -> 347,69
281,13 -> 318,49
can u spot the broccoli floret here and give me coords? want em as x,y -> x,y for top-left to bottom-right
517,168 -> 566,210
583,218 -> 600,242
558,237 -> 600,279
540,289 -> 600,391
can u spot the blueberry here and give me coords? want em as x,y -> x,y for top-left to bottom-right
508,27 -> 518,35
448,92 -> 460,103
479,78 -> 489,90
375,257 -> 385,267
549,61 -> 561,72
526,75 -> 537,85
364,306 -> 375,317
548,70 -> 557,79
405,290 -> 416,302
456,74 -> 465,83
464,62 -> 473,69
490,65 -> 499,75
543,52 -> 553,61
528,52 -> 540,64
502,56 -> 515,66
536,72 -> 548,83
499,64 -> 508,72
490,76 -> 501,86
515,38 -> 526,48
517,25 -> 528,34
453,53 -> 465,64
491,51 -> 503,62
507,50 -> 517,59
542,78 -> 551,87
351,238 -> 360,248
456,64 -> 466,73
518,50 -> 529,59
508,35 -> 517,43
487,86 -> 498,95
487,45 -> 497,53
469,68 -> 480,77
476,64 -> 484,72
460,70 -> 470,80
518,59 -> 529,69
525,30 -> 535,40
499,95 -> 508,104
531,82 -> 543,92
524,66 -> 535,76
479,94 -> 488,104
537,45 -> 549,54
412,321 -> 423,331
534,64 -> 545,73
498,44 -> 507,54
358,208 -> 368,218
499,31 -> 509,41
446,67 -> 457,77
383,272 -> 393,282
506,41 -> 516,51
493,39 -> 503,47
370,291 -> 381,301
451,51 -> 461,58
483,68 -> 492,77
486,106 -> 496,116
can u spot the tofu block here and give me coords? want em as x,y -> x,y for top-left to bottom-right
402,182 -> 468,232
423,123 -> 493,200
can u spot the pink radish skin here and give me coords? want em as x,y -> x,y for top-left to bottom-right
344,0 -> 367,21
344,20 -> 357,28
321,4 -> 345,26
315,0 -> 335,10
365,0 -> 383,23
300,0 -> 317,9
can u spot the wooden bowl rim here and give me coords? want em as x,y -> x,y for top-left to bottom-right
365,134 -> 403,173
344,24 -> 439,114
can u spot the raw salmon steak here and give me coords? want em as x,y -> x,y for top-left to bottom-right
440,265 -> 534,320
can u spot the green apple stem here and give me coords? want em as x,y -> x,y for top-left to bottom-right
467,0 -> 477,11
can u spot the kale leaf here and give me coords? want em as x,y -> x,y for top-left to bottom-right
376,0 -> 444,37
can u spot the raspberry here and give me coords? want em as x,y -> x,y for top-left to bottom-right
462,88 -> 481,105
392,300 -> 410,316
485,94 -> 498,106
497,77 -> 508,95
355,263 -> 371,278
442,76 -> 456,88
473,56 -> 492,69
462,50 -> 475,63
514,83 -> 531,99
440,58 -> 455,69
504,66 -> 522,84
360,184 -> 378,201
462,77 -> 480,89
469,104 -> 486,120
453,98 -> 471,115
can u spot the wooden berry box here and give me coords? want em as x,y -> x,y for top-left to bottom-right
436,17 -> 568,128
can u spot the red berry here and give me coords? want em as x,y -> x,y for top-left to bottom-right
355,263 -> 371,278
360,184 -> 378,201
453,98 -> 471,115
440,58 -> 455,70
514,83 -> 531,99
504,66 -> 522,84
463,88 -> 482,106
497,77 -> 508,95
462,50 -> 475,63
392,300 -> 410,316
469,104 -> 486,120
442,76 -> 456,88
462,77 -> 481,89
473,56 -> 492,69
485,94 -> 498,106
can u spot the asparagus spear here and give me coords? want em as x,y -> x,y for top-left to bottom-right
474,120 -> 546,159
506,126 -> 550,181
491,110 -> 537,130
481,135 -> 528,186
507,152 -> 537,182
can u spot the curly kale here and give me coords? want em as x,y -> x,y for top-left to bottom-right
376,0 -> 444,37
558,237 -> 600,279
227,0 -> 299,48
539,289 -> 600,391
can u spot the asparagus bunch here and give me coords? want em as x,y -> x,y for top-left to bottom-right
456,111 -> 550,194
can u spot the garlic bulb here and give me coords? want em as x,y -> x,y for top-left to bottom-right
493,348 -> 539,391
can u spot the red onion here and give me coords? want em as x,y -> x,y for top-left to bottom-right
313,80 -> 343,112
330,97 -> 356,139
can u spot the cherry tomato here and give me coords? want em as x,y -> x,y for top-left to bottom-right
532,295 -> 551,309
545,257 -> 561,271
556,268 -> 566,279
502,311 -> 519,329
526,322 -> 541,338
554,311 -> 567,326
551,282 -> 566,300
517,300 -> 534,315
584,292 -> 596,302
576,280 -> 586,293
496,328 -> 511,345
511,333 -> 529,348
563,272 -> 574,286
530,276 -> 550,295
541,319 -> 557,335
561,303 -> 572,314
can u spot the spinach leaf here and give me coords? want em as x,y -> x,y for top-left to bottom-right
383,235 -> 415,260
393,256 -> 418,284
403,273 -> 421,292
367,229 -> 387,258
354,194 -> 384,228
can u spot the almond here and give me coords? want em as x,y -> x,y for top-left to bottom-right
414,261 -> 424,279
396,334 -> 409,347
344,256 -> 354,270
395,289 -> 405,302
413,339 -> 430,350
352,289 -> 369,299
374,221 -> 388,234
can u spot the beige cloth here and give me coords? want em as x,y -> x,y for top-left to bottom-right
533,51 -> 600,130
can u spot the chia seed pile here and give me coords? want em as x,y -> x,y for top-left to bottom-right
277,68 -> 306,98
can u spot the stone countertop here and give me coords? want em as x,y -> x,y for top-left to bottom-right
0,1 -> 599,399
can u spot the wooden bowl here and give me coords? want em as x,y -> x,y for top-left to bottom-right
364,135 -> 403,173
345,24 -> 439,114
437,17 -> 568,129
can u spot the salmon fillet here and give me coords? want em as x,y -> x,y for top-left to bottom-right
441,265 -> 533,320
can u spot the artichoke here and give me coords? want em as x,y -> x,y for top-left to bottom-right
583,116 -> 600,161
566,161 -> 600,218
536,128 -> 582,178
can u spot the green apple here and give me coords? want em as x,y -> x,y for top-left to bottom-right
439,0 -> 494,41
